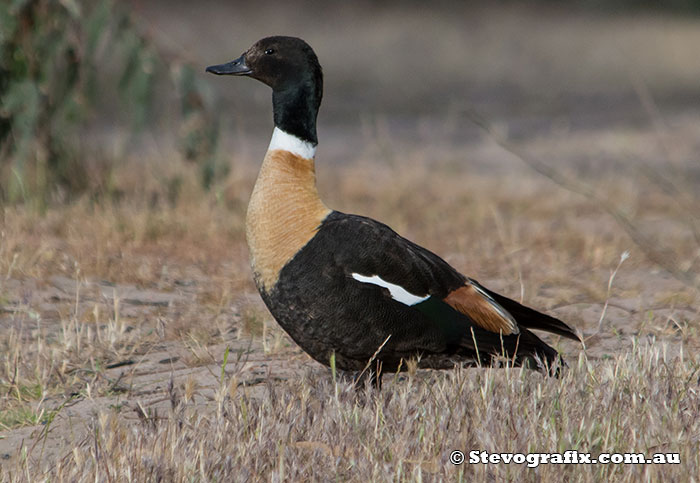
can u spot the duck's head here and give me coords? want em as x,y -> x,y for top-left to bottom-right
206,36 -> 322,95
206,36 -> 323,144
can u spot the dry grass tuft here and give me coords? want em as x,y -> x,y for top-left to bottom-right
2,344 -> 698,481
1,149 -> 698,479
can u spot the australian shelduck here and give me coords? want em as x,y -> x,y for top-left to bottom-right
206,36 -> 580,385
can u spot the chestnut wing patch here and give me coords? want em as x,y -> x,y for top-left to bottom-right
444,282 -> 519,335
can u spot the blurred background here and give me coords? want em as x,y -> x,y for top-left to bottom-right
1,0 -> 699,288
3,0 -> 700,200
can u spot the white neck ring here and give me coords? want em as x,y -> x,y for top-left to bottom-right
267,127 -> 316,159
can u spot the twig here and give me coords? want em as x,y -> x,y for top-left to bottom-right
629,71 -> 700,246
638,162 -> 700,247
468,110 -> 699,290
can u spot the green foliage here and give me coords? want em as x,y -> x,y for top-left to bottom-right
176,64 -> 225,190
0,0 -> 220,207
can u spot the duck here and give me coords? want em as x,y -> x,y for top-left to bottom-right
206,36 -> 580,385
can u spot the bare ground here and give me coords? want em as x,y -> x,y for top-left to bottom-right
2,2 -> 700,480
1,125 -> 698,477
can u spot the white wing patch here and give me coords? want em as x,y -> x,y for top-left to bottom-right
351,273 -> 430,306
268,127 -> 316,159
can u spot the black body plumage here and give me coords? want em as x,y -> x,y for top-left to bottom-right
261,212 -> 573,373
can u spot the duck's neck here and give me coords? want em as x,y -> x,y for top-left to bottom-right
272,75 -> 322,145
246,127 -> 330,292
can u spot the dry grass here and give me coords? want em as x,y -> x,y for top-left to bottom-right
2,2 -> 700,480
2,345 -> 699,481
1,141 -> 698,480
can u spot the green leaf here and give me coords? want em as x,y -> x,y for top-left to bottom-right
1,79 -> 40,160
85,0 -> 111,59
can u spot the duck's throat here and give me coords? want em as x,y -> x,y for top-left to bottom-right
272,81 -> 321,145
246,128 -> 330,292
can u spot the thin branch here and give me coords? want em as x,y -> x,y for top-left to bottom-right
638,162 -> 700,247
628,71 -> 700,246
468,111 -> 699,290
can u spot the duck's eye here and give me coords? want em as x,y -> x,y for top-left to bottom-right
264,48 -> 274,55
